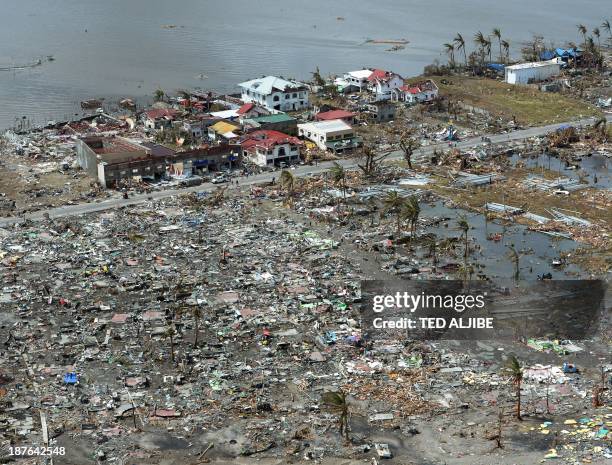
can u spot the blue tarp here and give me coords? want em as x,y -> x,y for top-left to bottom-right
487,63 -> 505,72
64,372 -> 78,384
540,50 -> 555,60
555,47 -> 583,58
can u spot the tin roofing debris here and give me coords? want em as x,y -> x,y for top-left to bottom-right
454,171 -> 505,187
548,209 -> 592,227
523,175 -> 586,192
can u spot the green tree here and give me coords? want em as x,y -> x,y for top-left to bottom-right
322,391 -> 350,440
154,88 -> 166,102
402,195 -> 421,241
504,355 -> 524,420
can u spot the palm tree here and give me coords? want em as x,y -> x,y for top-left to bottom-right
474,31 -> 487,65
443,43 -> 456,68
483,37 -> 492,63
602,20 -> 611,44
492,28 -> 502,62
593,27 -> 601,51
501,40 -> 510,63
457,216 -> 470,262
458,262 -> 475,283
330,162 -> 347,200
165,325 -> 177,362
192,307 -> 202,348
154,88 -> 166,102
383,191 -> 405,236
403,195 -> 420,240
577,24 -> 587,47
279,169 -> 295,200
454,33 -> 467,66
504,355 -> 524,420
322,391 -> 350,440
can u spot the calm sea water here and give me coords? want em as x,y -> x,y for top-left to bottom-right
0,0 -> 608,129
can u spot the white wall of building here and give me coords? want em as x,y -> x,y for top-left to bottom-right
241,89 -> 309,112
505,61 -> 562,84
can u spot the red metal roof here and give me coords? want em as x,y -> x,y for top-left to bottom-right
314,110 -> 355,121
241,130 -> 302,151
367,69 -> 391,82
237,103 -> 255,115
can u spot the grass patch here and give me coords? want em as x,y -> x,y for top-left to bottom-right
422,76 -> 602,126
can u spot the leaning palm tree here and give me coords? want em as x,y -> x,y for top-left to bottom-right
443,43 -> 456,68
383,191 -> 405,236
321,391 -> 350,440
504,355 -> 524,420
577,24 -> 587,47
492,28 -> 503,62
279,169 -> 295,199
454,33 -> 468,66
330,162 -> 347,200
457,216 -> 470,262
501,40 -> 510,63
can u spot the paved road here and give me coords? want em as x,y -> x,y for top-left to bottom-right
0,115 -> 609,228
